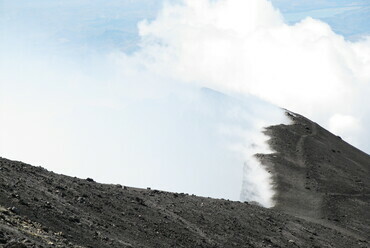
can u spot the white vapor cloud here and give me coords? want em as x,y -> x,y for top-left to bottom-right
1,0 -> 369,208
135,0 -> 370,151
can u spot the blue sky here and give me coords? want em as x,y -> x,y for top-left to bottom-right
1,0 -> 369,206
1,0 -> 369,55
273,0 -> 370,39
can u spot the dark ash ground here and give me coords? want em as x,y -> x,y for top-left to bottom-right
0,112 -> 369,247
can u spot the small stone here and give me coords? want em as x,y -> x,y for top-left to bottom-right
18,199 -> 29,206
43,202 -> 52,209
55,231 -> 65,237
9,206 -> 19,214
56,185 -> 66,190
68,216 -> 80,223
11,193 -> 19,198
135,197 -> 146,206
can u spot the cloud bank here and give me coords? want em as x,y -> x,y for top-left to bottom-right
1,0 -> 369,208
134,0 -> 370,151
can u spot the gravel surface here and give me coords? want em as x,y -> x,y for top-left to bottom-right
0,111 -> 369,247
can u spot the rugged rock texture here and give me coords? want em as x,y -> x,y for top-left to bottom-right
0,112 -> 369,247
260,111 -> 370,240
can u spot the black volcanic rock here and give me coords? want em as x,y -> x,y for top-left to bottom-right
0,112 -> 369,247
260,111 -> 370,240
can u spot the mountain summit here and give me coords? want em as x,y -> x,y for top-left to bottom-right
0,111 -> 369,247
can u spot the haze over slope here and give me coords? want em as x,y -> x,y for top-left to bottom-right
0,113 -> 369,247
1,0 -> 370,207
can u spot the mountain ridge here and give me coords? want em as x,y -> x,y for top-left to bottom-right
0,111 -> 369,247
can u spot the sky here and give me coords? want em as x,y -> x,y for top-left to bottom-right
0,0 -> 369,207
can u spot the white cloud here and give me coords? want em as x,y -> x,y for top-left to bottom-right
135,0 -> 370,152
0,39 -> 287,207
1,0 -> 369,208
329,114 -> 362,146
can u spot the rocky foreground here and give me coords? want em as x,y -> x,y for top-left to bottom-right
0,112 -> 369,248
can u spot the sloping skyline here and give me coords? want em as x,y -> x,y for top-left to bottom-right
0,0 -> 369,205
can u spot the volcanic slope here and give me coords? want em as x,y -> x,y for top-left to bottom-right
259,111 -> 370,241
0,112 -> 369,248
